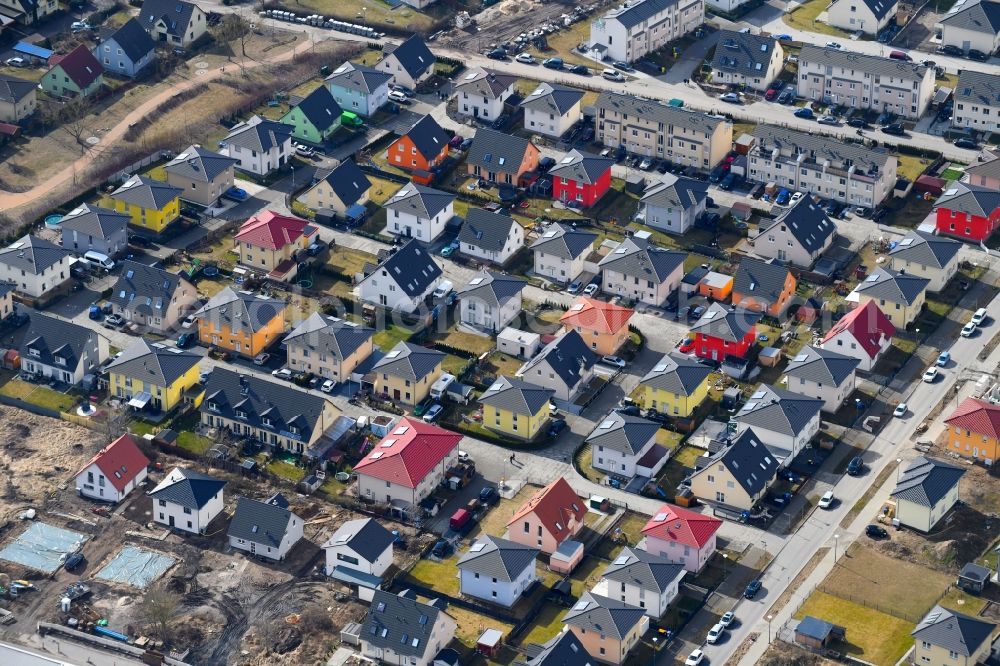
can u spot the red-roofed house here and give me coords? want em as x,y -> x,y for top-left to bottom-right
234,210 -> 318,282
819,300 -> 896,371
641,504 -> 721,573
353,418 -> 462,508
74,434 -> 150,503
505,477 -> 587,554
944,398 -> 1000,465
559,296 -> 634,355
41,45 -> 104,98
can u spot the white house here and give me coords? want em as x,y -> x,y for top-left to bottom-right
360,590 -> 456,666
520,83 -> 584,139
358,239 -> 442,312
593,547 -> 685,618
732,386 -> 823,467
227,494 -> 303,561
148,467 -> 226,534
750,198 -> 836,269
325,61 -> 392,117
588,411 -> 667,481
589,0 -> 704,64
599,237 -> 685,306
323,517 -> 396,577
890,456 -> 965,532
453,68 -> 516,122
711,31 -> 784,92
376,35 -> 435,89
640,504 -> 722,574
938,0 -> 1000,56
529,223 -> 597,285
457,271 -> 526,333
19,312 -> 110,385
953,69 -> 1000,134
826,0 -> 898,36
820,300 -> 896,372
383,183 -> 455,243
458,208 -> 525,266
638,175 -> 709,236
783,346 -> 860,414
221,115 -> 292,177
457,535 -> 539,607
0,235 -> 73,299
74,434 -> 150,504
887,230 -> 962,293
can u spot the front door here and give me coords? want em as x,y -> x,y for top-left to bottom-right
393,389 -> 401,400
250,542 -> 256,554
168,516 -> 175,527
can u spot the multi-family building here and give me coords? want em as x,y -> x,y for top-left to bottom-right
732,385 -> 823,466
953,70 -> 1000,134
711,30 -> 783,92
589,0 -> 703,64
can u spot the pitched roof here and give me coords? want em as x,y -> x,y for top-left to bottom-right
693,429 -> 779,498
888,230 -> 961,270
601,0 -> 685,30
457,271 -> 526,308
936,181 -> 1000,218
372,341 -> 445,383
690,303 -> 762,342
478,376 -> 554,417
352,418 -> 462,489
235,210 -> 316,250
400,114 -> 449,162
76,434 -> 149,493
517,330 -> 596,390
939,0 -> 1000,35
641,503 -> 722,548
548,149 -> 613,185
732,257 -> 791,305
735,385 -> 823,438
284,312 -> 374,363
195,287 -> 285,334
291,84 -> 342,133
912,605 -> 996,656
759,198 -> 836,256
21,312 -> 104,375
50,45 -> 103,89
106,338 -> 200,386
638,352 -> 713,397
315,159 -> 371,207
58,203 -> 129,242
821,300 -> 896,358
595,91 -> 728,135
562,592 -> 645,640
223,115 -> 292,153
841,0 -> 897,20
0,73 -> 36,104
602,547 -> 686,593
800,45 -> 930,81
891,456 -> 965,507
640,174 -> 709,210
325,61 -> 392,93
784,345 -> 860,387
382,34 -> 434,79
0,282 -> 15,299
108,260 -> 193,316
458,208 -> 519,252
457,535 -> 539,581
945,398 -> 1000,439
227,495 -> 299,548
363,238 -> 442,298
585,411 -> 659,456
853,267 -> 930,306
529,223 -> 596,260
519,82 -> 585,115
323,517 -> 395,563
467,127 -> 535,174
599,237 -> 685,283
753,125 -> 891,170
148,467 -> 226,510
0,235 -> 71,275
109,175 -> 182,210
506,477 -> 586,543
363,590 -> 447,658
965,148 -> 1000,180
453,67 -> 516,99
560,296 -> 634,335
164,145 -> 237,183
954,69 -> 1000,107
525,629 -> 595,666
384,182 -> 454,220
104,17 -> 156,62
139,0 -> 201,39
712,30 -> 780,76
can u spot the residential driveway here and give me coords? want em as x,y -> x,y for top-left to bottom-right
662,30 -> 719,84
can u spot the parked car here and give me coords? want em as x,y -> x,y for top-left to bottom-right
744,579 -> 762,599
880,123 -> 906,136
542,57 -> 563,69
765,87 -> 779,101
478,486 -> 498,507
790,191 -> 804,205
936,351 -> 951,366
617,405 -> 642,416
568,64 -> 590,75
431,539 -> 454,558
253,353 -> 270,366
888,50 -> 912,61
818,490 -> 835,509
414,397 -> 435,417
601,355 -> 627,369
294,144 -> 314,157
775,33 -> 792,41
847,117 -> 869,128
4,57 -> 26,67
307,240 -> 327,256
720,92 -> 741,104
272,368 -> 293,380
176,333 -> 195,349
719,611 -> 735,628
777,89 -> 794,104
685,649 -> 705,666
706,623 -> 724,644
968,49 -> 989,62
321,379 -> 335,393
515,52 -> 535,64
818,115 -> 839,126
486,48 -> 507,60
826,41 -> 842,48
866,524 -> 889,539
972,307 -> 989,326
612,60 -> 633,71
566,280 -> 582,294
388,90 -> 408,104
104,314 -> 125,329
775,188 -> 791,205
847,456 -> 864,476
602,68 -> 625,81
893,403 -> 908,417
923,366 -> 939,382
224,186 -> 249,201
64,552 -> 85,571
955,138 -> 978,149
794,107 -> 814,119
961,321 -> 977,337
548,418 -> 567,438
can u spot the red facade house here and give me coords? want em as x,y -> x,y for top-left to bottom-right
548,149 -> 613,208
387,114 -> 450,185
689,302 -> 761,361
934,182 -> 1000,242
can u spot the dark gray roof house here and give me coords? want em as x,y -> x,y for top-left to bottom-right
458,208 -> 519,253
517,330 -> 596,397
20,312 -> 107,377
800,45 -> 930,81
563,592 -> 646,640
227,494 -> 302,552
362,238 -> 442,300
585,411 -> 660,456
954,69 -> 1000,109
457,271 -> 526,308
936,182 -> 1000,218
109,176 -> 182,210
940,0 -> 1000,37
381,34 -> 435,81
759,198 -> 836,258
290,84 -> 342,135
524,629 -> 594,666
400,114 -> 449,163
195,287 -> 285,334
164,145 -> 237,183
735,386 -> 823,438
58,204 -> 129,245
640,174 -> 709,211
315,159 -> 372,209
548,150 -> 613,185
519,82 -> 584,115
598,237 -> 685,284
363,590 -> 451,660
911,605 -> 996,657
595,91 -> 729,135
784,346 -> 860,387
100,17 -> 156,67
324,517 -> 396,565
457,535 -> 539,582
732,257 -> 792,308
108,260 -> 195,321
372,342 -> 445,383
223,115 -> 292,153
467,127 -> 537,178
284,313 -> 374,363
690,303 -> 762,343
694,428 -> 779,499
325,61 -> 392,93
0,73 -> 37,105
106,338 -> 200,388
752,125 -> 892,171
138,0 -> 202,42
602,547 -> 685,594
529,223 -> 597,260
891,456 -> 966,507
853,267 -> 930,306
478,376 -> 554,416
638,352 -> 713,397
453,68 -> 516,100
385,183 -> 454,220
712,30 -> 780,78
149,467 -> 226,510
600,0 -> 683,29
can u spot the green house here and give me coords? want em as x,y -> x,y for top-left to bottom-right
41,45 -> 104,99
280,85 -> 342,144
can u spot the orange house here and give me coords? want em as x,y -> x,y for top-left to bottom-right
505,477 -> 587,554
944,397 -> 1000,465
732,257 -> 797,317
195,286 -> 286,358
466,127 -> 541,187
387,114 -> 450,185
559,296 -> 634,356
698,271 -> 733,301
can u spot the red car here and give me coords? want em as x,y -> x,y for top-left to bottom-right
765,88 -> 779,101
678,337 -> 695,354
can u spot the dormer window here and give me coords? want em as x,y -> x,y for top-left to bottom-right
28,348 -> 40,358
54,356 -> 66,366
235,409 -> 247,420
207,401 -> 219,412
262,417 -> 272,428
288,426 -> 299,435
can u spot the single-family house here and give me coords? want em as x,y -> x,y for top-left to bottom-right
104,176 -> 182,234
466,128 -> 541,187
221,115 -> 292,177
107,260 -> 199,334
298,159 -> 371,216
94,18 -> 156,78
711,30 -> 784,92
234,210 -> 318,282
457,271 -> 526,333
516,330 -> 596,402
688,428 -> 779,512
964,148 -> 1000,189
640,503 -> 722,573
820,300 -> 896,371
635,352 -> 712,418
732,257 -> 796,317
74,434 -> 149,503
937,0 -> 1000,56
911,605 -> 997,666
505,477 -> 587,554
849,267 -> 929,329
520,82 -> 584,138
733,386 -> 824,466
891,456 -> 965,532
549,150 -> 613,208
19,312 -> 109,385
530,223 -> 597,284
149,467 -> 226,534
0,235 -> 73,299
138,0 -> 206,47
325,61 -> 391,117
280,84 -> 341,143
58,204 -> 129,258
599,238 -> 685,306
783,346 -> 860,414
41,45 -> 103,98
387,113 -> 449,185
353,418 -> 462,508
458,208 -> 524,266
371,341 -> 445,407
284,312 -> 375,385
587,411 -> 667,481
376,34 -> 435,89
0,73 -> 37,123
559,297 -> 634,356
106,338 -> 201,413
478,376 -> 554,441
360,590 -> 456,666
228,494 -> 304,561
563,593 -> 649,665
637,174 -> 709,236
0,282 -> 15,321
593,548 -> 685,618
164,145 -> 238,206
750,198 -> 836,269
524,630 -> 596,666
0,0 -> 56,24
826,0 -> 898,36
383,182 -> 455,243
953,69 -> 1000,134
359,239 -> 442,312
944,397 -> 1000,465
453,68 -> 516,121
690,303 -> 762,362
458,535 -> 539,607
195,287 -> 286,357
323,517 -> 396,577
935,182 -> 1000,243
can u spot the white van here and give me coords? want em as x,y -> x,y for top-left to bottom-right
971,307 -> 989,326
602,68 -> 624,81
83,250 -> 115,270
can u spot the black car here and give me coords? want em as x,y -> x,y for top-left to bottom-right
941,45 -> 962,56
616,405 -> 642,416
492,114 -> 510,129
968,49 -> 988,62
176,333 -> 195,349
568,64 -> 590,75
777,89 -> 794,104
744,579 -> 762,599
955,138 -> 978,150
880,123 -> 906,136
847,456 -> 864,476
538,156 -> 557,173
431,539 -> 454,558
64,552 -> 85,571
548,418 -> 567,438
847,118 -> 869,128
128,234 -> 151,248
307,240 -> 327,256
656,161 -> 670,174
866,524 -> 889,539
478,487 -> 499,507
486,48 -> 507,60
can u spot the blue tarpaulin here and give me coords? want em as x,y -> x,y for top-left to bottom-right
14,42 -> 53,60
96,546 -> 176,589
0,522 -> 87,573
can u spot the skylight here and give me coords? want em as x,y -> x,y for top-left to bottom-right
653,362 -> 669,373
793,353 -> 809,362
370,451 -> 384,460
470,277 -> 485,285
470,542 -> 486,552
381,439 -> 396,448
394,426 -> 409,435
386,350 -> 401,358
654,512 -> 667,522
489,382 -> 504,391
599,419 -> 616,429
542,230 -> 557,238
751,389 -> 766,399
572,600 -> 589,611
613,554 -> 629,565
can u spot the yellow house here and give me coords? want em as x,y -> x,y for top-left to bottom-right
195,287 -> 286,358
688,429 -> 778,510
849,267 -> 929,329
478,376 -> 554,441
234,210 -> 317,282
635,352 -> 712,417
912,605 -> 996,666
103,176 -> 182,233
371,341 -> 445,407
106,339 -> 202,414
563,593 -> 649,665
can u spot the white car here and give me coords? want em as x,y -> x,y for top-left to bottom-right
719,611 -> 735,628
272,368 -> 293,380
388,90 -> 408,104
253,353 -> 270,366
893,403 -> 907,417
515,53 -> 535,64
685,648 -> 705,665
4,57 -> 26,67
720,92 -> 741,103
971,307 -> 988,326
601,355 -> 627,368
827,41 -> 843,48
706,623 -> 724,644
790,192 -> 804,205
321,379 -> 335,393
583,283 -> 599,296
923,367 -> 939,383
639,157 -> 653,170
181,314 -> 196,329
961,321 -> 977,337
818,490 -> 834,509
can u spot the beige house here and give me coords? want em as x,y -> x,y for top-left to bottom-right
887,231 -> 961,293
849,267 -> 929,329
911,605 -> 995,666
598,237 -> 685,306
360,590 -> 456,666
234,211 -> 317,282
164,145 -> 237,206
688,429 -> 778,510
750,198 -> 836,269
284,313 -> 374,385
0,282 -> 13,321
563,593 -> 649,665
107,261 -> 199,334
595,92 -> 732,171
298,159 -> 371,216
529,223 -> 597,285
371,341 -> 444,407
0,74 -> 36,123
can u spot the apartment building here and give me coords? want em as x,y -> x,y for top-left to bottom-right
589,0 -> 704,64
953,69 -> 1000,134
595,92 -> 732,171
749,126 -> 898,207
798,45 -> 935,120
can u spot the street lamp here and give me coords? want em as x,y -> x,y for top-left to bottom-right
652,636 -> 658,666
722,553 -> 729,576
833,533 -> 840,561
767,615 -> 774,643
897,457 -> 902,481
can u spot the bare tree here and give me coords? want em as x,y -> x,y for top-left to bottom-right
138,588 -> 182,640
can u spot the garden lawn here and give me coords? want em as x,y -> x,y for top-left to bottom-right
177,431 -> 214,456
372,324 -> 414,351
795,591 -> 914,666
327,246 -> 376,279
487,352 -> 524,378
517,603 -> 567,646
449,605 -> 515,650
569,556 -> 605,598
267,459 -> 306,483
434,329 -> 494,356
596,511 -> 653,559
442,354 -> 471,376
783,0 -> 851,38
896,154 -> 934,182
574,444 -> 603,484
406,557 -> 461,597
0,379 -> 77,413
937,585 -> 988,615
471,488 -> 534,541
